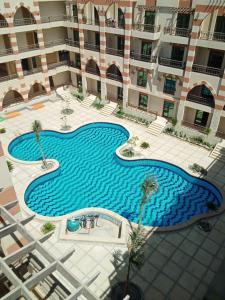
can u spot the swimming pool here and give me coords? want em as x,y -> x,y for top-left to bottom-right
9,122 -> 223,227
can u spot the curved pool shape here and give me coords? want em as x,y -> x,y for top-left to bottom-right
9,122 -> 223,226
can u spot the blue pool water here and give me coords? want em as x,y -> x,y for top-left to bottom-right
9,122 -> 223,226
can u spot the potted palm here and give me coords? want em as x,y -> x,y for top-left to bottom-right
32,120 -> 48,169
111,176 -> 159,300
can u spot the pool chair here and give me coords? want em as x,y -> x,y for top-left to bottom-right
67,218 -> 80,232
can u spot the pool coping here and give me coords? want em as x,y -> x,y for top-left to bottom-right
5,121 -> 225,233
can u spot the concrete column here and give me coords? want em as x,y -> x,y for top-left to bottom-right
99,9 -> 107,101
176,101 -> 185,124
209,107 -> 223,134
82,74 -> 87,95
123,85 -> 129,110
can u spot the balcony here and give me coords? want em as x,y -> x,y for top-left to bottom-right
187,94 -> 215,108
41,15 -> 67,23
83,18 -> 99,26
66,39 -> 79,48
199,31 -> 225,42
0,74 -> 18,82
133,23 -> 160,33
106,19 -> 125,29
66,16 -> 78,23
130,51 -> 157,63
14,18 -> 36,26
0,20 -> 8,28
84,42 -> 100,52
23,67 -> 42,76
18,44 -> 39,53
106,47 -> 124,57
159,57 -> 185,69
0,48 -> 13,57
86,66 -> 100,76
164,26 -> 190,37
48,61 -> 68,70
45,39 -> 66,48
192,64 -> 223,77
69,61 -> 81,69
107,73 -> 123,82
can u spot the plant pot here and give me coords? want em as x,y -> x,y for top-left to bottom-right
111,282 -> 144,300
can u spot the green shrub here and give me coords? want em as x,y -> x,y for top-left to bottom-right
164,127 -> 174,134
92,102 -> 104,110
41,222 -> 55,234
171,118 -> 177,127
189,163 -> 207,176
0,128 -> 6,134
189,135 -> 204,144
116,109 -> 125,118
203,128 -> 211,136
140,142 -> 150,149
7,161 -> 14,172
122,147 -> 135,157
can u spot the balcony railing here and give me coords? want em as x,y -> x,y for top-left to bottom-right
187,94 -> 215,108
105,19 -> 125,29
18,44 -> 39,52
84,42 -> 100,52
182,121 -> 208,133
66,16 -> 78,23
0,20 -> 8,28
164,26 -> 190,37
83,18 -> 99,26
192,64 -> 223,77
47,61 -> 68,70
159,57 -> 185,69
130,51 -> 157,63
41,15 -> 67,23
86,66 -> 100,76
66,39 -> 79,47
106,47 -> 124,57
107,73 -> 123,82
45,39 -> 66,48
69,61 -> 81,69
133,23 -> 160,33
0,74 -> 18,82
14,18 -> 36,26
0,48 -> 13,57
23,67 -> 42,75
200,31 -> 225,42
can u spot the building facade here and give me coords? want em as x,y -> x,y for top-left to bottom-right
0,0 -> 225,138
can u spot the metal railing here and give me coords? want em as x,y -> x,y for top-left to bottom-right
45,39 -> 66,48
18,44 -> 39,52
0,20 -> 8,27
163,88 -> 175,95
69,61 -> 81,69
14,18 -> 36,26
105,19 -> 125,29
130,51 -> 157,63
192,64 -> 223,77
107,72 -> 123,82
41,15 -> 67,23
164,26 -> 190,37
182,121 -> 208,133
83,18 -> 100,26
0,48 -> 13,56
86,66 -> 100,76
66,15 -> 78,23
47,61 -> 68,70
133,23 -> 160,33
106,47 -> 124,57
200,31 -> 225,42
0,74 -> 18,82
23,67 -> 42,75
159,57 -> 185,69
66,39 -> 79,47
84,42 -> 100,52
187,93 -> 215,107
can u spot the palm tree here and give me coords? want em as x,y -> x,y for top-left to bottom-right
138,176 -> 158,229
32,120 -> 48,169
124,227 -> 145,296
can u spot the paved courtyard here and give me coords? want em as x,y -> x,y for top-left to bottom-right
1,94 -> 225,299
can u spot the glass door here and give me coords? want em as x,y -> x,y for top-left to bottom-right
117,87 -> 123,101
144,11 -> 155,31
207,50 -> 223,68
141,41 -> 151,60
138,93 -> 148,110
194,110 -> 209,127
176,13 -> 190,29
171,46 -> 184,61
163,101 -> 174,118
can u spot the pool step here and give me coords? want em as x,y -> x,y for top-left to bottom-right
81,94 -> 96,108
100,102 -> 117,116
147,116 -> 167,136
210,142 -> 225,162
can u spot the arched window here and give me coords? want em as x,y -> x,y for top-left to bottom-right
2,90 -> 23,108
106,65 -> 123,82
86,59 -> 100,76
187,85 -> 215,108
0,14 -> 8,28
28,83 -> 46,99
14,7 -> 36,26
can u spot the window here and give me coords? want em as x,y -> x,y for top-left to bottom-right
176,13 -> 190,29
144,11 -> 155,25
163,79 -> 176,95
194,110 -> 209,127
59,51 -> 69,61
171,46 -> 184,61
138,93 -> 148,110
137,71 -> 147,87
163,101 -> 174,118
118,87 -> 123,100
73,30 -> 79,42
72,5 -> 78,17
201,86 -> 212,98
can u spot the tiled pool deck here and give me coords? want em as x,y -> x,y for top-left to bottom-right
1,95 -> 225,299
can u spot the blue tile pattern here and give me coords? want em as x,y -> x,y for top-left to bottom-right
9,122 -> 223,226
